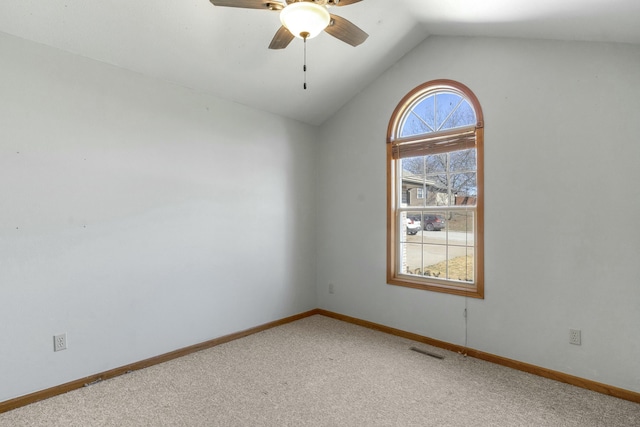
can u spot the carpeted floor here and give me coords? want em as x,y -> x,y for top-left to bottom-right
1,315 -> 639,426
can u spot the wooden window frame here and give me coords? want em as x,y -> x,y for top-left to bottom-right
386,79 -> 484,298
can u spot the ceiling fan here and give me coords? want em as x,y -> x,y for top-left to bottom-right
209,0 -> 369,49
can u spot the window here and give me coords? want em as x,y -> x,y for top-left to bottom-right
387,80 -> 484,298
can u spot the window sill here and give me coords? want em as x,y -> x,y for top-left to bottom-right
387,275 -> 484,299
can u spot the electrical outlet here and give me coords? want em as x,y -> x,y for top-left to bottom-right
569,329 -> 581,345
328,283 -> 335,294
54,333 -> 67,352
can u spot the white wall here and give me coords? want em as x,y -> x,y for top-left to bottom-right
0,32 -> 317,402
317,36 -> 640,393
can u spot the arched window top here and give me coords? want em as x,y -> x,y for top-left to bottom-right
400,91 -> 475,137
388,80 -> 483,143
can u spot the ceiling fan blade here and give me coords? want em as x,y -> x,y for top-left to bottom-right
269,26 -> 295,49
327,0 -> 363,6
325,14 -> 369,47
209,0 -> 283,10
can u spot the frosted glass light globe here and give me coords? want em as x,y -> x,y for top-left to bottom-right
280,2 -> 330,39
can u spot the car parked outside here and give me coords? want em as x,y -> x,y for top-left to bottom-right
408,213 -> 446,231
423,214 -> 445,231
406,217 -> 421,235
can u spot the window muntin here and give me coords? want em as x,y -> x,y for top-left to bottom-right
387,80 -> 484,298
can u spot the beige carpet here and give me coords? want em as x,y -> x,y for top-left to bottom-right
1,315 -> 639,426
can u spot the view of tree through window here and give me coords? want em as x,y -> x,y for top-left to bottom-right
387,80 -> 484,298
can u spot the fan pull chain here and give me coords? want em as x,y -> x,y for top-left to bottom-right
302,32 -> 309,90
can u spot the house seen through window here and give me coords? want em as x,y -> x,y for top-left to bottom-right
387,80 -> 484,298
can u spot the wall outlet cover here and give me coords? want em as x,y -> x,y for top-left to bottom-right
569,329 -> 581,345
54,333 -> 67,352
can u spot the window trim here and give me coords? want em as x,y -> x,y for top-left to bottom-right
386,79 -> 484,298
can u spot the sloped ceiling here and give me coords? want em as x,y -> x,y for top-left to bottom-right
1,0 -> 638,125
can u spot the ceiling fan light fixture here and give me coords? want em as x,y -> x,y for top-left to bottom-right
280,2 -> 330,39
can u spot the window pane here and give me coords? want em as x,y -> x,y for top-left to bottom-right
445,246 -> 474,283
405,211 -> 423,240
448,210 -> 475,283
398,212 -> 408,242
448,211 -> 474,241
422,244 -> 447,278
424,174 -> 449,206
422,212 -> 447,233
438,96 -> 475,131
400,97 -> 436,137
450,149 -> 476,173
435,93 -> 462,131
422,246 -> 474,283
451,172 -> 477,205
401,156 -> 425,175
401,160 -> 425,207
401,243 -> 423,276
425,154 -> 446,174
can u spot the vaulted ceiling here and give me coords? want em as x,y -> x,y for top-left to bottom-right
1,0 -> 638,125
